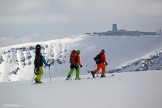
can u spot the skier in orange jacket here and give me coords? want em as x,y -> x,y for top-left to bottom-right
91,49 -> 108,78
66,50 -> 82,80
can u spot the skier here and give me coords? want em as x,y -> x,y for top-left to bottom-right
34,44 -> 50,83
66,50 -> 82,80
91,49 -> 108,78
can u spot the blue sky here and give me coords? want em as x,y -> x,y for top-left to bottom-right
0,0 -> 162,47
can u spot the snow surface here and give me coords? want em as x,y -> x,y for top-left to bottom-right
0,70 -> 162,108
0,35 -> 162,82
0,35 -> 162,108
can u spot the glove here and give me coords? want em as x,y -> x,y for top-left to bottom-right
48,64 -> 51,68
105,62 -> 108,66
80,64 -> 82,68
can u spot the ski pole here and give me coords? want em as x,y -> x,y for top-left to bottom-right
49,65 -> 51,83
31,74 -> 35,83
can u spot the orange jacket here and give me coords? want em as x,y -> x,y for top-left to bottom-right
99,52 -> 107,64
77,54 -> 81,65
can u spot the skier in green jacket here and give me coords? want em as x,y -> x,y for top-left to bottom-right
34,44 -> 50,83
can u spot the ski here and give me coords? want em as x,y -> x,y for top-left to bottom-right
87,73 -> 114,79
65,74 -> 115,80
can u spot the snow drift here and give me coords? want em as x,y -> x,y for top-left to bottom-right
0,35 -> 162,82
0,70 -> 162,108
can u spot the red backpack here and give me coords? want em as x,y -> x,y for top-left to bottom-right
70,50 -> 78,64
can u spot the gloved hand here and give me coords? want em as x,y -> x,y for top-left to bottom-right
80,64 -> 82,68
105,62 -> 108,66
48,64 -> 51,68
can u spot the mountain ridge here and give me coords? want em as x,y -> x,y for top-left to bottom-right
0,35 -> 162,82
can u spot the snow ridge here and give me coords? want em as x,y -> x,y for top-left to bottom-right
109,49 -> 162,73
0,35 -> 162,82
0,36 -> 85,82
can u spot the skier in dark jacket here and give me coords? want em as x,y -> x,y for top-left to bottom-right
34,44 -> 50,83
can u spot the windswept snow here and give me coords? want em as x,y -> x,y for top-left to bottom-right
0,70 -> 162,108
0,35 -> 162,108
0,35 -> 162,82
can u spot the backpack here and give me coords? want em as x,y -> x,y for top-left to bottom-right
70,50 -> 78,64
35,44 -> 41,54
94,54 -> 102,64
34,54 -> 43,75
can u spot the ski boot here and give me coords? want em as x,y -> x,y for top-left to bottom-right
100,75 -> 106,78
34,78 -> 42,83
38,81 -> 42,83
66,75 -> 71,80
75,77 -> 81,80
66,77 -> 70,80
34,78 -> 39,83
91,71 -> 95,78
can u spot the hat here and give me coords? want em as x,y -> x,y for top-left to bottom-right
77,50 -> 80,54
101,49 -> 105,53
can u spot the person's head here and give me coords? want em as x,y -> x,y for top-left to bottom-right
101,49 -> 105,53
35,44 -> 41,54
77,50 -> 80,54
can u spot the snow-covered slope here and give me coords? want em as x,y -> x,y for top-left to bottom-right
0,70 -> 162,108
0,36 -> 85,82
109,48 -> 162,73
0,35 -> 162,82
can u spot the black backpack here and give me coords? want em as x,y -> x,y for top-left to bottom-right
34,44 -> 43,75
94,54 -> 102,64
34,54 -> 43,75
35,44 -> 41,54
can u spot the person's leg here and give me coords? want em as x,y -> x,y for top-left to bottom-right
94,64 -> 101,74
91,64 -> 101,78
67,64 -> 74,78
100,63 -> 106,76
36,67 -> 43,82
76,66 -> 80,78
67,69 -> 74,78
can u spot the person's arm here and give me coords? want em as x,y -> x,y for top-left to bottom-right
42,56 -> 49,66
104,54 -> 108,65
78,55 -> 82,67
